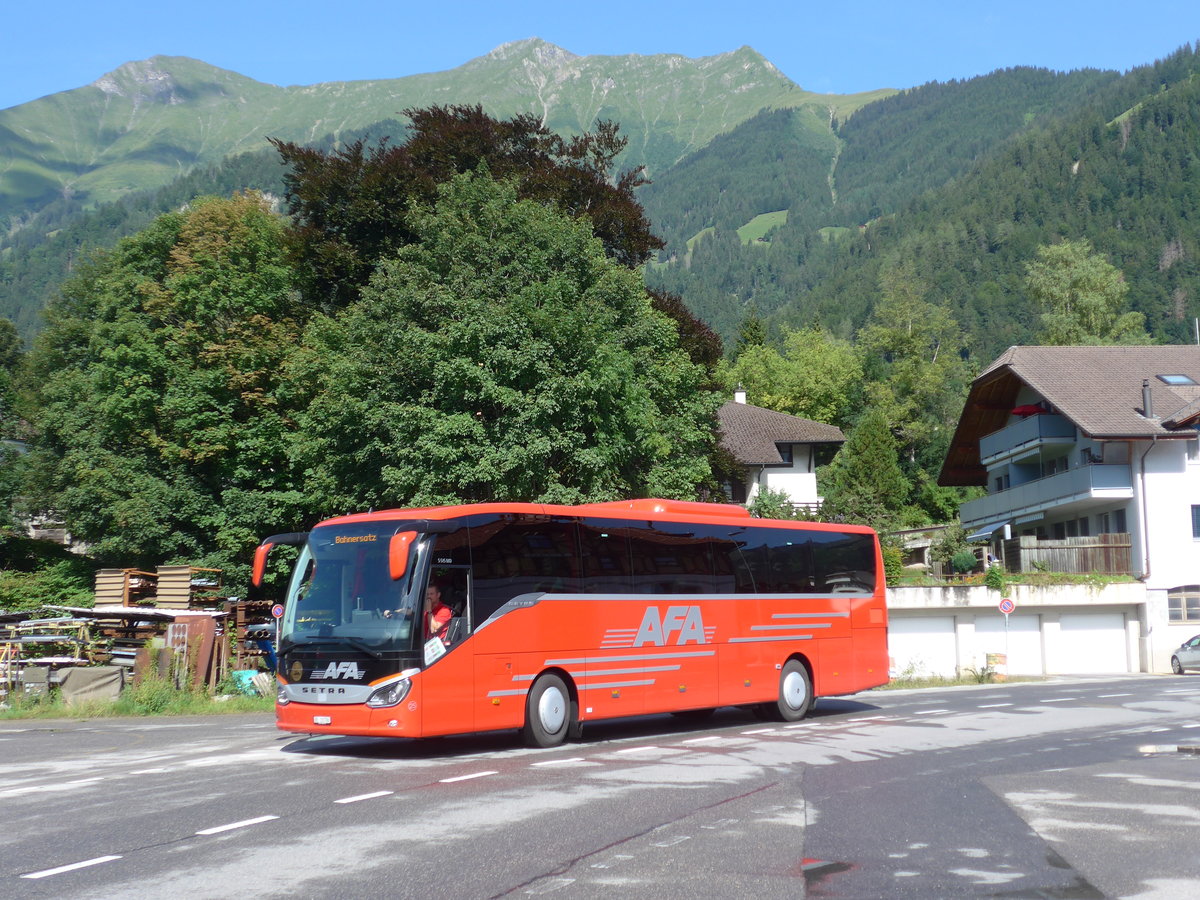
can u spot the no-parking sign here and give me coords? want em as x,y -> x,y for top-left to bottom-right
271,603 -> 285,619
998,598 -> 1015,615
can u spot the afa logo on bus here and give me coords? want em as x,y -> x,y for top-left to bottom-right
633,605 -> 707,647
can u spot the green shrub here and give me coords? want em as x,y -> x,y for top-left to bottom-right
882,545 -> 903,586
950,549 -> 979,574
984,563 -> 1006,592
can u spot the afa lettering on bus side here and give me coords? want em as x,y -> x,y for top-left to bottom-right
633,606 -> 706,646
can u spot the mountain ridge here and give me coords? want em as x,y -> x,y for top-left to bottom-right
0,40 -> 889,229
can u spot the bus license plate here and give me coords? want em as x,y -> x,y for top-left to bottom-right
313,715 -> 332,725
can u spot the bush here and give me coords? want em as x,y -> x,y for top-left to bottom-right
882,545 -> 903,586
984,563 -> 1006,592
950,549 -> 979,574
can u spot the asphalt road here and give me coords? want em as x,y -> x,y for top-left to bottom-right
2,675 -> 1198,899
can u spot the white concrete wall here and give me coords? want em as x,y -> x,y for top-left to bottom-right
886,582 -> 1161,675
1137,439 -> 1200,592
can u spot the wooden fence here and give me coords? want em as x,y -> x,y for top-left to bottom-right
1001,533 -> 1132,575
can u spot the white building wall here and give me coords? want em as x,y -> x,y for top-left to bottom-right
887,583 -> 1154,675
1136,438 -> 1200,592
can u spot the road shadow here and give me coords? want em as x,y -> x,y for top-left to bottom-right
278,695 -> 884,760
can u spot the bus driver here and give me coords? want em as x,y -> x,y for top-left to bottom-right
384,583 -> 453,644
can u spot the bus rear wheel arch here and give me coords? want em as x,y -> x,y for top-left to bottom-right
767,657 -> 813,722
522,672 -> 577,748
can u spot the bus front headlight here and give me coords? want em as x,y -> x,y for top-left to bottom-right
366,678 -> 412,709
277,685 -> 290,706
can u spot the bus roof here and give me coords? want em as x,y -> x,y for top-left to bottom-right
315,499 -> 875,535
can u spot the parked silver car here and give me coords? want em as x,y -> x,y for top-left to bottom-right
1170,634 -> 1200,674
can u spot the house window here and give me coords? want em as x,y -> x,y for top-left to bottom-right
1168,585 -> 1200,622
1098,512 -> 1110,534
1189,438 -> 1200,464
1078,517 -> 1090,537
1052,522 -> 1066,540
1114,509 -> 1126,533
1193,506 -> 1200,540
993,473 -> 1009,492
778,444 -> 793,465
1065,520 -> 1078,538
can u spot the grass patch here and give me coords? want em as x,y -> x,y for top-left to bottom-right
0,669 -> 275,719
874,674 -> 1042,690
737,210 -> 787,244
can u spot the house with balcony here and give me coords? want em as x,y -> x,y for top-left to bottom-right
717,389 -> 844,510
929,344 -> 1200,673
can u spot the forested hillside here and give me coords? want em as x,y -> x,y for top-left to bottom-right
645,46 -> 1200,360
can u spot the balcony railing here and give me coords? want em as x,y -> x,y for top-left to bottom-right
961,463 -> 1133,526
979,414 -> 1075,464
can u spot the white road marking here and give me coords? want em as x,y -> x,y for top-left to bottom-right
616,745 -> 658,753
742,728 -> 776,735
334,790 -> 393,804
915,709 -> 950,715
439,771 -> 498,783
22,855 -> 122,879
1099,693 -> 1132,698
979,703 -> 1012,708
681,736 -> 720,743
525,877 -> 575,893
196,815 -> 279,835
531,757 -> 585,766
1042,697 -> 1077,703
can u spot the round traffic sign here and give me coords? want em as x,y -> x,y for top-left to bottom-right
998,598 -> 1015,615
271,603 -> 285,619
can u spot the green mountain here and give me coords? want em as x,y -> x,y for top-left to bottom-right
644,46 -> 1200,356
0,40 -> 886,228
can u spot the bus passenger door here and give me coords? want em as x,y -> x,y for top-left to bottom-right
415,566 -> 476,737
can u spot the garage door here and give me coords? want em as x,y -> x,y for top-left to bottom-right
1051,612 -> 1129,674
973,615 -> 1042,675
888,616 -> 957,678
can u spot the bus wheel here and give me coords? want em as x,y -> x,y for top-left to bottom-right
523,673 -> 571,748
770,660 -> 812,722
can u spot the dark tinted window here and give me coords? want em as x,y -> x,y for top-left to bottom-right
578,519 -> 632,593
627,521 -> 717,593
465,515 -> 581,621
736,526 -> 876,594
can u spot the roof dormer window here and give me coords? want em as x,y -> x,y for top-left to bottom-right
1157,374 -> 1197,385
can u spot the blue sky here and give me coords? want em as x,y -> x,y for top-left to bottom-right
4,1 -> 1199,111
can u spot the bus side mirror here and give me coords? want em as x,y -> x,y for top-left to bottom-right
251,542 -> 274,588
390,531 -> 418,580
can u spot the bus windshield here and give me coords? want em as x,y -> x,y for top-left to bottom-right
280,522 -> 425,653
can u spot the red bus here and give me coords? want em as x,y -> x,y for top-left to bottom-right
253,499 -> 888,747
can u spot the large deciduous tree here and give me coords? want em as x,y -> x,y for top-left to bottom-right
1025,238 -> 1150,345
271,105 -> 663,310
23,194 -> 306,577
292,172 -> 719,512
719,325 -> 863,427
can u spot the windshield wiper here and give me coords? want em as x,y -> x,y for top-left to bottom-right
282,636 -> 384,660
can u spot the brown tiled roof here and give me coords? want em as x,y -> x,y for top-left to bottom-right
717,401 -> 844,465
941,345 -> 1200,486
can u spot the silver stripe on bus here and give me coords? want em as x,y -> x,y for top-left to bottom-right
487,688 -> 531,698
544,650 -> 716,665
751,623 -> 833,631
578,665 -> 682,676
577,679 -> 656,690
772,612 -> 850,619
729,635 -> 815,643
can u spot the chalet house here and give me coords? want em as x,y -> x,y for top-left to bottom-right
930,345 -> 1200,673
717,389 -> 844,510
